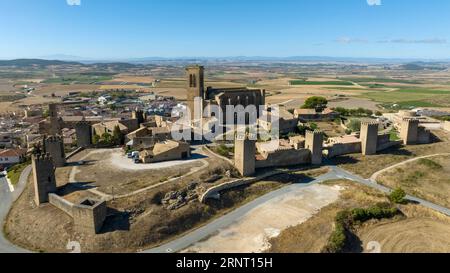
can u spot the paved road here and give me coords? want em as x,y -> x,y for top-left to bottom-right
0,166 -> 31,253
1,161 -> 450,253
369,153 -> 450,182
143,164 -> 450,253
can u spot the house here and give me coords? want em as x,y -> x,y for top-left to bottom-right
92,119 -> 139,137
0,148 -> 27,168
0,133 -> 13,148
126,126 -> 172,150
97,95 -> 113,106
139,140 -> 190,164
92,121 -> 128,136
258,108 -> 299,134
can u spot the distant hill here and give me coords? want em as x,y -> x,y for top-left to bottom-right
400,62 -> 448,71
0,59 -> 82,67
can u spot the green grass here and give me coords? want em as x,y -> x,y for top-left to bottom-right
290,80 -> 354,86
360,87 -> 450,108
42,74 -> 113,84
389,129 -> 401,141
339,77 -> 423,84
6,162 -> 29,185
395,88 -> 450,95
323,87 -> 370,91
417,158 -> 443,170
0,94 -> 27,102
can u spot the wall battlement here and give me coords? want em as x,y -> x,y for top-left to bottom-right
361,121 -> 379,155
305,130 -> 323,165
32,153 -> 56,206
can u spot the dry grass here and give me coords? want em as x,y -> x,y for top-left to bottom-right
5,164 -> 327,253
377,155 -> 450,208
332,130 -> 450,178
267,180 -> 450,253
267,180 -> 386,253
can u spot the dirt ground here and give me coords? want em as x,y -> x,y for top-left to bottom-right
4,163 -> 328,253
69,149 -> 205,195
184,184 -> 343,253
268,180 -> 450,253
377,155 -> 450,208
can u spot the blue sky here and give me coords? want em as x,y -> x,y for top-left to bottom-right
1,0 -> 450,59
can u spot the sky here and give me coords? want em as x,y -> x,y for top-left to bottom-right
1,0 -> 450,60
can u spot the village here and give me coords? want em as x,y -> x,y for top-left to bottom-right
1,64 -> 450,253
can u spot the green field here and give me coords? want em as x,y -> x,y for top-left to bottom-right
339,77 -> 422,84
290,80 -> 354,86
42,74 -> 114,84
0,94 -> 27,102
360,87 -> 450,109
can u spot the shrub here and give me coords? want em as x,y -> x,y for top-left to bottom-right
389,187 -> 407,204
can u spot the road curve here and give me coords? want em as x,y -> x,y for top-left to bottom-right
0,166 -> 31,253
1,162 -> 449,253
143,165 -> 450,253
369,153 -> 450,182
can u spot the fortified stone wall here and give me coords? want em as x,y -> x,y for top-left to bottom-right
73,199 -> 107,234
400,118 -> 419,145
255,148 -> 311,169
324,142 -> 362,158
43,136 -> 66,167
360,121 -> 379,155
305,130 -> 323,165
49,193 -> 74,216
49,194 -> 107,234
418,126 -> 431,144
444,121 -> 450,132
234,135 -> 256,176
75,121 -> 92,148
32,153 -> 57,206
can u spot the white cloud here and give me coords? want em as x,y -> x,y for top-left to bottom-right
67,0 -> 81,6
335,37 -> 368,44
367,0 -> 382,6
378,38 -> 447,44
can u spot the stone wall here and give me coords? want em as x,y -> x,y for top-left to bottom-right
418,126 -> 431,144
43,136 -> 66,167
49,194 -> 107,234
255,148 -> 311,169
75,121 -> 92,148
49,193 -> 74,217
32,153 -> 57,206
444,121 -> 450,132
73,199 -> 107,235
200,170 -> 283,202
324,142 -> 362,158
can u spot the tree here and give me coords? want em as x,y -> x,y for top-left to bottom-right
112,125 -> 124,145
389,187 -> 407,204
302,96 -> 328,111
92,134 -> 100,145
101,132 -> 113,145
347,119 -> 361,132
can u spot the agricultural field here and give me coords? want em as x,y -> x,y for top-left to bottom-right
360,87 -> 450,108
